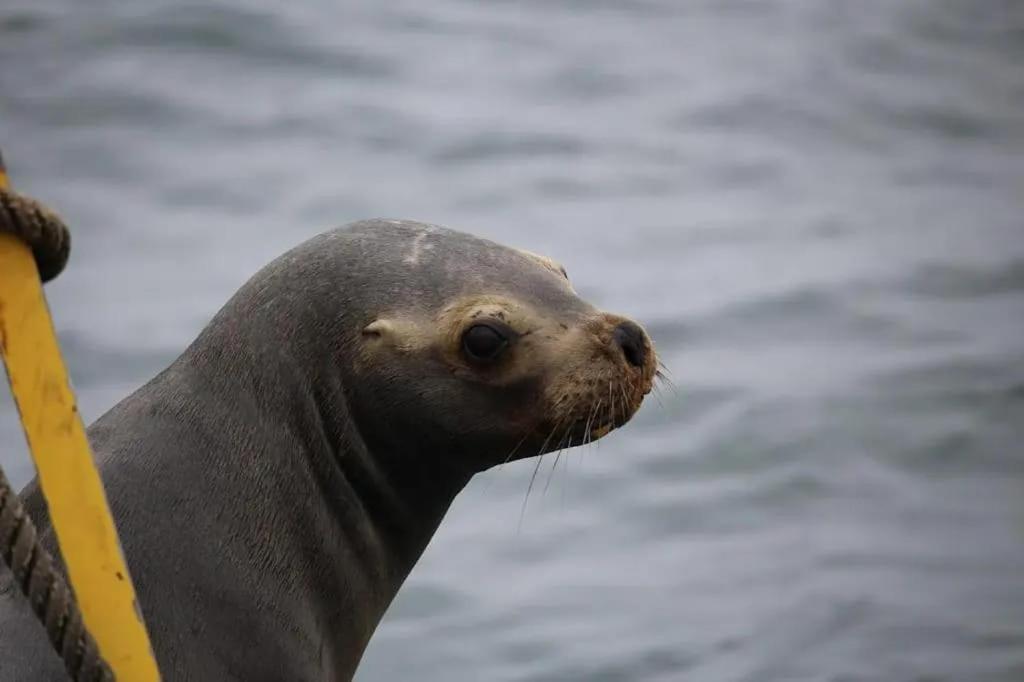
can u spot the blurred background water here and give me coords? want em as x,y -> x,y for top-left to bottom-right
2,1 -> 1023,680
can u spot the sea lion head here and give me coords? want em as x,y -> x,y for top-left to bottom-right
325,220 -> 658,471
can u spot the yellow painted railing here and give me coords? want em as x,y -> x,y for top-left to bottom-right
0,156 -> 161,680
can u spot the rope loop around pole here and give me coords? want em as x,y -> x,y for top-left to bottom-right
0,186 -> 71,283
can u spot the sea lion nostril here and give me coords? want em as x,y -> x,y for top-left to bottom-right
613,320 -> 646,368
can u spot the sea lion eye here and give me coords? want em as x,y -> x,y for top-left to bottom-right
462,324 -> 508,362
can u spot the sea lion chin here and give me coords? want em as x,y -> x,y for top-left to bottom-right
0,219 -> 657,682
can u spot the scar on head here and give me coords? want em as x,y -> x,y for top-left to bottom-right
403,229 -> 434,265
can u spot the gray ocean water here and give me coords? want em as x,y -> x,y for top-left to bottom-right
2,1 -> 1023,680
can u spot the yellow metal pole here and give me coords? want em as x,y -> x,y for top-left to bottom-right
0,154 -> 161,680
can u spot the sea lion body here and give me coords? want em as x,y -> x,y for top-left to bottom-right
0,220 -> 656,680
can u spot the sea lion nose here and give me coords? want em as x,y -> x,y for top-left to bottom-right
613,320 -> 647,368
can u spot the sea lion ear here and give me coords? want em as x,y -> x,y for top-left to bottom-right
362,319 -> 395,341
361,318 -> 423,352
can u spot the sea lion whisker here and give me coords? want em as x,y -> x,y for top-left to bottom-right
578,404 -> 597,461
554,408 -> 579,452
519,406 -> 575,525
478,429 -> 536,497
650,383 -> 666,410
541,425 -> 571,498
518,453 -> 547,531
546,398 -> 579,453
618,383 -> 631,422
543,408 -> 583,497
499,430 -> 535,468
542,447 -> 563,498
583,398 -> 603,444
609,383 -> 621,425
656,374 -> 676,391
599,383 -> 607,427
544,423 -> 578,497
654,369 -> 679,396
559,441 -> 570,510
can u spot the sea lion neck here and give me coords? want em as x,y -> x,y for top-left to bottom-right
179,262 -> 474,593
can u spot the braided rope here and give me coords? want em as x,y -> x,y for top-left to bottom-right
0,469 -> 113,682
0,186 -> 71,282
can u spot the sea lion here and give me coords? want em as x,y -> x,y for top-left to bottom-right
0,220 -> 657,681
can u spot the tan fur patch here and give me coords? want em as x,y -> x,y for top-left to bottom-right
434,295 -> 559,385
359,295 -> 657,446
